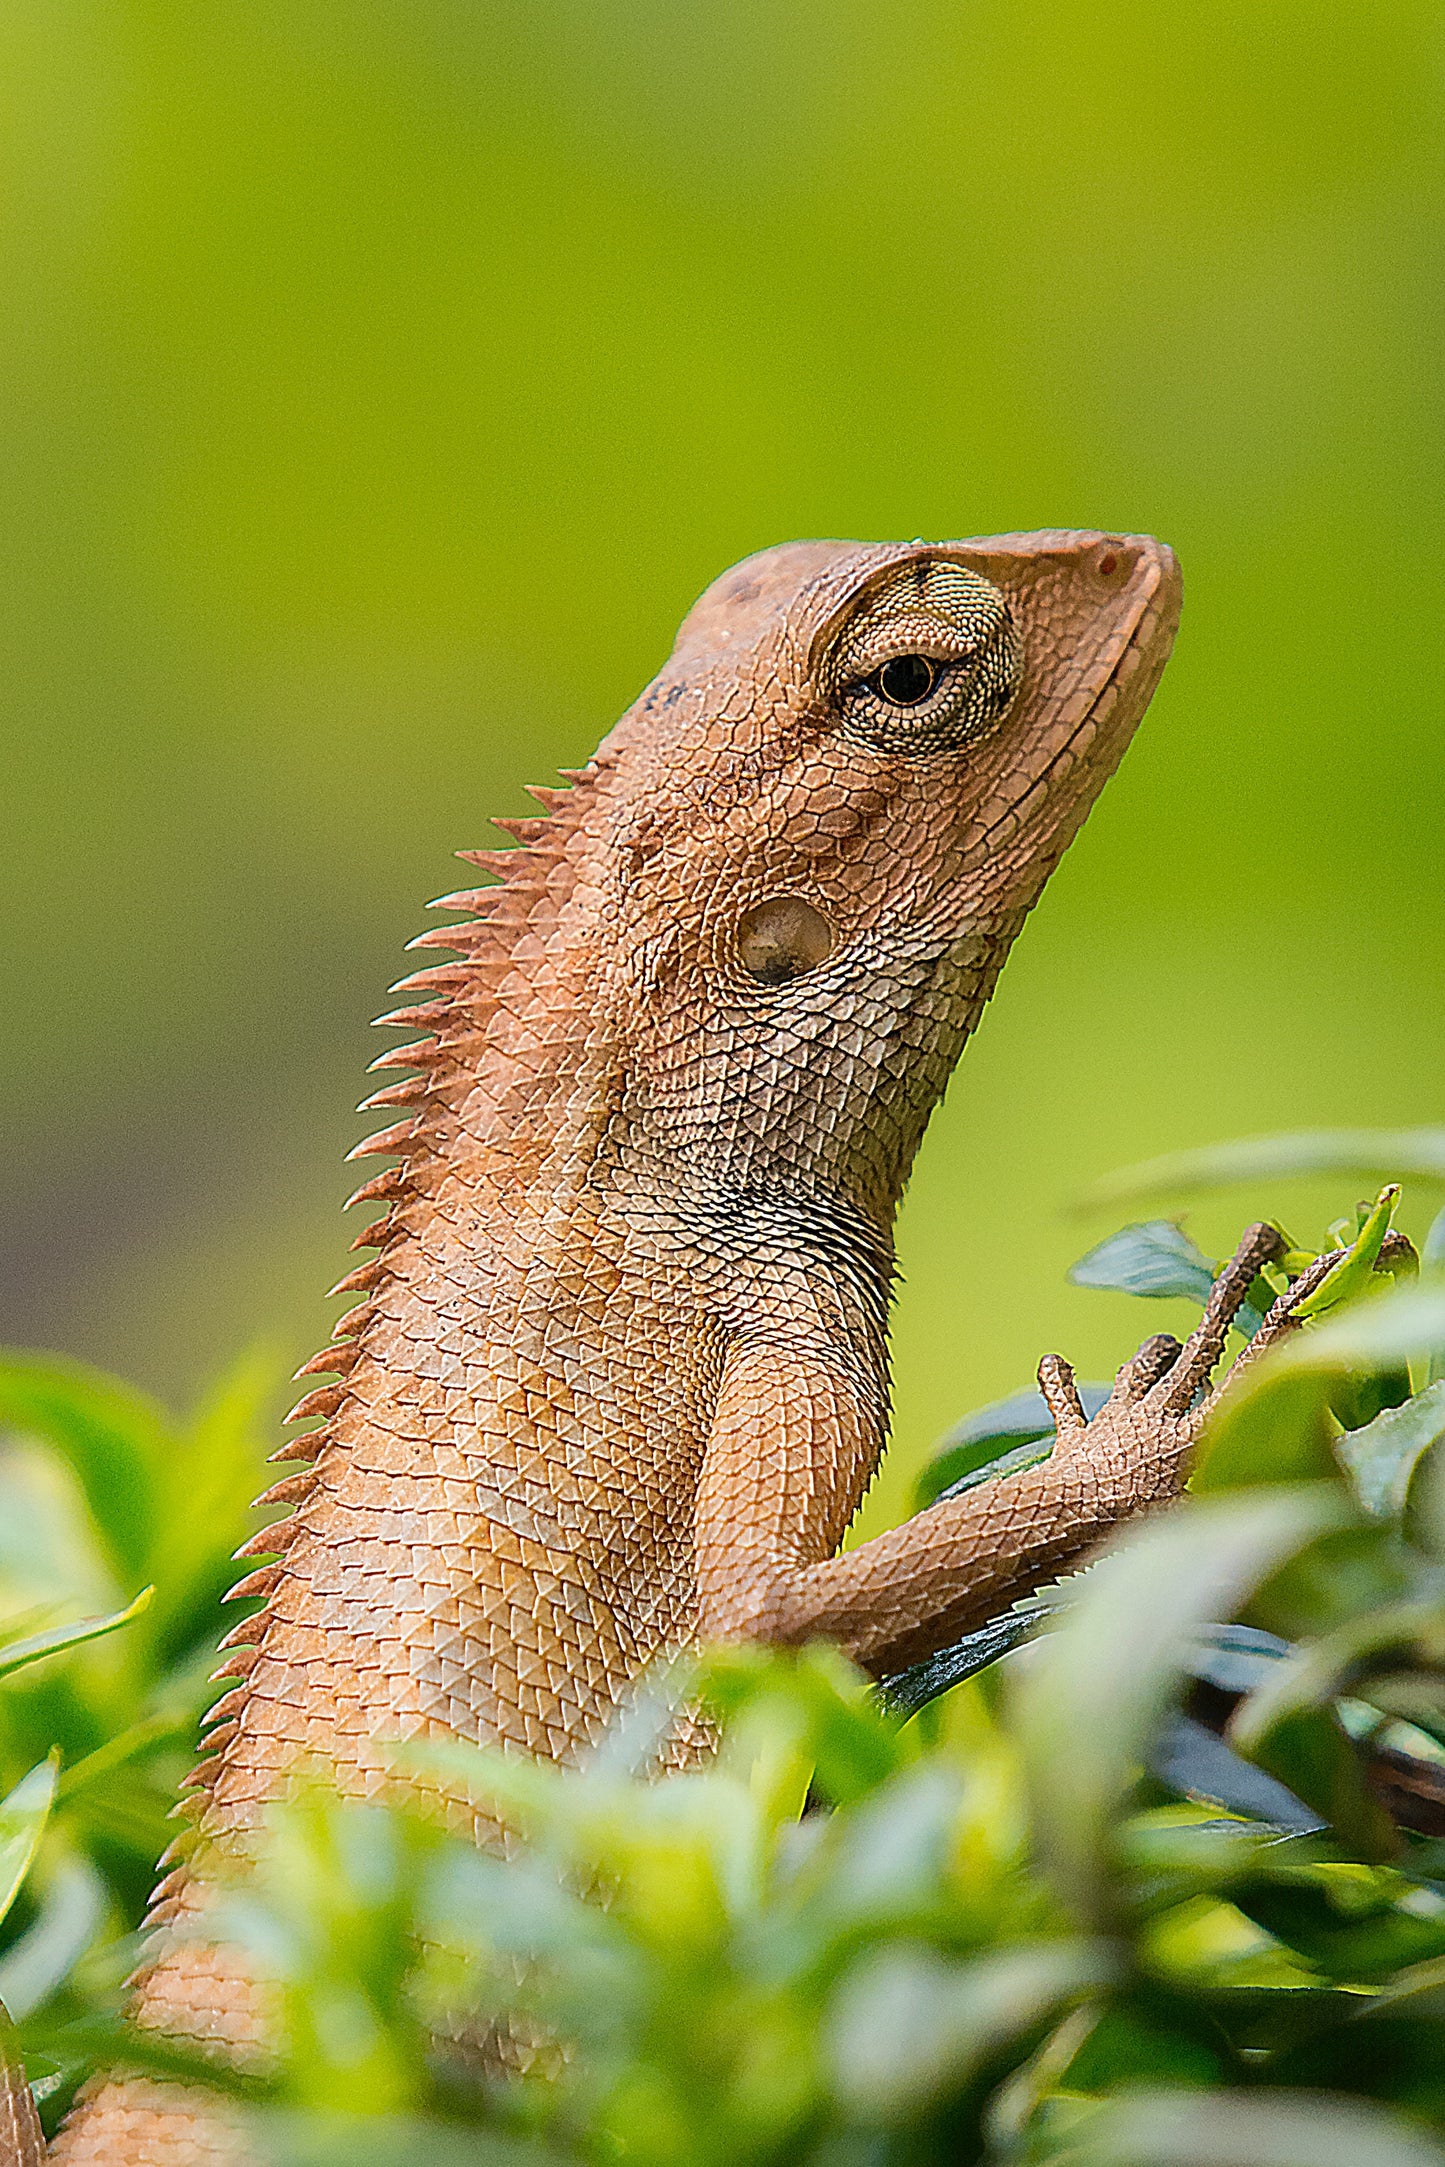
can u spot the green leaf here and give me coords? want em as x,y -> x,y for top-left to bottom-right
0,1354 -> 166,1585
1047,2086 -> 1445,2165
0,1757 -> 58,1925
147,1350 -> 278,1661
1077,1128 -> 1445,1211
1193,1284 -> 1445,1497
1228,1872 -> 1445,1983
1232,1604 -> 1445,1756
1192,1368 -> 1343,1493
0,1855 -> 107,2019
1293,1187 -> 1400,1319
1068,1221 -> 1269,1338
1337,1382 -> 1445,1521
879,1610 -> 1043,1716
1069,1220 -> 1218,1302
1052,1991 -> 1232,2092
247,2113 -> 563,2167
1233,1705 -> 1397,1863
1011,1488 -> 1342,1924
0,1587 -> 153,1682
1294,1284 -> 1445,1370
825,1939 -> 1114,2123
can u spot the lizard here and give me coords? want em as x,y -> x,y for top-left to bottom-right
39,525 -> 1287,2164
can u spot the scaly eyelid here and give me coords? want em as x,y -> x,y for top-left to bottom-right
844,641 -> 976,691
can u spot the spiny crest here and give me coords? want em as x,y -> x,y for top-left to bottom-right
163,767 -> 597,1841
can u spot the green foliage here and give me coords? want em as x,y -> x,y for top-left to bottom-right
0,1348 -> 276,2051
10,1152 -> 1445,2158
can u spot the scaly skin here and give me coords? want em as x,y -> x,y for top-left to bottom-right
52,529 -> 1207,2161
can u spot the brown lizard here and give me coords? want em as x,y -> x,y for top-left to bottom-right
40,527 -> 1285,2163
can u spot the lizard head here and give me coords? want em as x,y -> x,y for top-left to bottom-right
589,530 -> 1181,1217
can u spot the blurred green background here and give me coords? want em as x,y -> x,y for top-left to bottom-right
4,1 -> 1443,1535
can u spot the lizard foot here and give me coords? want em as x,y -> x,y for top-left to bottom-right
1036,1219 -> 1290,1510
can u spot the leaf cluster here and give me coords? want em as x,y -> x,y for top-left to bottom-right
6,1135 -> 1445,2161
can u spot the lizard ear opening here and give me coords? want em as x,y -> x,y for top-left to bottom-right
736,896 -> 835,985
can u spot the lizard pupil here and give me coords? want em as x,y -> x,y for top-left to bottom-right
876,654 -> 937,707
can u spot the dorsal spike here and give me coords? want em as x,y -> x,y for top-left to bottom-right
387,965 -> 472,997
344,1167 -> 406,1210
425,887 -> 498,913
372,999 -> 447,1031
491,815 -> 549,845
455,847 -> 519,877
350,1213 -> 394,1251
401,924 -> 489,955
365,1037 -> 440,1073
357,1077 -> 426,1115
332,1300 -> 376,1339
292,1343 -> 359,1381
208,1646 -> 261,1683
282,1386 -> 342,1426
344,1121 -> 417,1164
269,1431 -> 327,1463
225,1565 -> 281,1604
254,1471 -> 317,1511
233,1519 -> 299,1563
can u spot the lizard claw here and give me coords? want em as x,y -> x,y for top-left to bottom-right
1114,1331 -> 1184,1402
1150,1220 -> 1286,1413
1042,1221 -> 1289,1509
1038,1352 -> 1089,1438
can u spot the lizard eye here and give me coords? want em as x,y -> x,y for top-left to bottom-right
875,653 -> 938,707
826,559 -> 1020,754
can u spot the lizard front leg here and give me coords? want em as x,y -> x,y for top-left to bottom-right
696,1223 -> 1285,1678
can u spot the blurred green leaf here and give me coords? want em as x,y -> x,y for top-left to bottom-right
1012,1489 -> 1341,1923
1229,1872 -> 1445,1984
0,1356 -> 164,1586
0,1854 -> 107,2019
1069,1219 -> 1218,1301
1336,1383 -> 1445,1523
1232,1605 -> 1445,1755
1079,1130 -> 1445,1211
825,1938 -> 1113,2123
248,2116 -> 561,2167
1192,1368 -> 1343,1494
1047,2085 -> 1445,2164
1052,1991 -> 1233,2092
1193,1284 -> 1445,1498
1235,1705 -> 1397,1864
0,1756 -> 56,1925
1254,1286 -> 1445,1376
0,1587 -> 153,1683
144,1350 -> 277,1663
696,1640 -> 908,1809
1067,1220 -> 1265,1335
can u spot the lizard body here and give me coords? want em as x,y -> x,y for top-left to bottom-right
51,528 -> 1194,2161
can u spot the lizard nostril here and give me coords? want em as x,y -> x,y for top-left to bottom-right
736,896 -> 835,985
